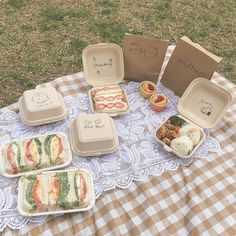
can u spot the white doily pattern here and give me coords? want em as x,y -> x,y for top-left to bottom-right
0,81 -> 220,231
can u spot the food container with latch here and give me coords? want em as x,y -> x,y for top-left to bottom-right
155,77 -> 232,158
18,87 -> 67,126
0,132 -> 72,178
17,169 -> 95,216
70,113 -> 119,157
82,43 -> 130,117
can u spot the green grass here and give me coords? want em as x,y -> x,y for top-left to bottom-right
0,0 -> 235,108
92,19 -> 128,43
41,6 -> 90,21
99,0 -> 119,15
69,38 -> 89,52
67,7 -> 90,18
1,71 -> 35,87
39,21 -> 60,31
41,7 -> 66,21
8,0 -> 24,9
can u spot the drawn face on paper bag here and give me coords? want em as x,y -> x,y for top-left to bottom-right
144,47 -> 158,58
129,42 -> 142,54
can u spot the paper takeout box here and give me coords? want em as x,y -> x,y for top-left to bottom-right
161,36 -> 222,96
155,78 -> 232,158
82,43 -> 130,117
18,87 -> 67,126
70,113 -> 119,157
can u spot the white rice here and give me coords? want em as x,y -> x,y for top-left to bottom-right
179,124 -> 201,146
170,136 -> 193,156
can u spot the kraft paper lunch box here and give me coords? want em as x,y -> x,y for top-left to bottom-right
19,87 -> 67,126
82,43 -> 130,117
154,78 -> 232,159
70,113 -> 119,157
0,132 -> 72,178
17,169 -> 95,216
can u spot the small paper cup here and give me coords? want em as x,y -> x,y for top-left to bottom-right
150,94 -> 169,112
139,81 -> 157,99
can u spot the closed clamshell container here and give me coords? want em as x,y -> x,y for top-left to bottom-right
19,87 -> 67,126
82,43 -> 130,117
0,132 -> 72,178
155,78 -> 232,158
70,113 -> 119,156
17,169 -> 95,216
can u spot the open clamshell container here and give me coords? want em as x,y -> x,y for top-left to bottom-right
82,43 -> 130,117
155,78 -> 232,158
19,87 -> 67,126
70,113 -> 119,157
0,132 -> 72,178
17,169 -> 95,216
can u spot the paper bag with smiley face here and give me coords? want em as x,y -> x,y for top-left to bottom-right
123,33 -> 169,83
161,36 -> 222,96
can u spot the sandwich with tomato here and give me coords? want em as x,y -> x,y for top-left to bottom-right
23,170 -> 90,212
23,174 -> 48,212
48,170 -> 90,209
4,134 -> 65,174
6,138 -> 42,174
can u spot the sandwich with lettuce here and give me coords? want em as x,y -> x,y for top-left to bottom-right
4,134 -> 65,174
22,170 -> 90,212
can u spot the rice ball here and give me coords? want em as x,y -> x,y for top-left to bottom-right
179,124 -> 201,146
170,136 -> 193,157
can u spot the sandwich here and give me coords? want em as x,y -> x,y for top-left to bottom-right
92,86 -> 128,113
6,142 -> 21,174
25,138 -> 42,167
23,174 -> 48,212
4,134 -> 66,175
44,134 -> 64,164
48,171 -> 90,210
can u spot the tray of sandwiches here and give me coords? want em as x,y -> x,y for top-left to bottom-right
17,169 -> 95,216
0,133 -> 72,178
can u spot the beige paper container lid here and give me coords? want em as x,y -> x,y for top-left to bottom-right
178,78 -> 232,128
70,113 -> 119,156
19,87 -> 67,126
82,43 -> 124,87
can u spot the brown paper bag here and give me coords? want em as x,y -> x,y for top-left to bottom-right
161,36 -> 222,96
123,33 -> 169,83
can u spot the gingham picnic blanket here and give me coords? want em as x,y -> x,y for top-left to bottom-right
2,47 -> 236,235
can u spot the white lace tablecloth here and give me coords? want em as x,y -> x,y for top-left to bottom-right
0,81 -> 220,231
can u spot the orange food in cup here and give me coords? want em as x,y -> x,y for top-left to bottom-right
150,94 -> 169,112
140,81 -> 157,99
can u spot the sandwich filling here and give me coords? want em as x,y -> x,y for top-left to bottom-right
23,171 -> 90,212
4,134 -> 66,174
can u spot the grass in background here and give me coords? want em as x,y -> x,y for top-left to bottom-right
0,0 -> 235,107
